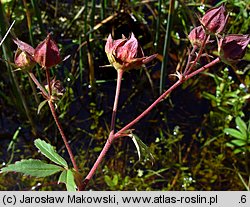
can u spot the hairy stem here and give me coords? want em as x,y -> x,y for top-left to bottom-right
29,71 -> 79,173
115,57 -> 220,138
183,45 -> 197,74
110,69 -> 123,132
45,67 -> 52,96
82,58 -> 220,189
28,72 -> 49,99
115,78 -> 183,138
83,69 -> 123,189
184,34 -> 209,75
48,100 -> 79,172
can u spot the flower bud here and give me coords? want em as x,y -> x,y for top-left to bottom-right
105,33 -> 157,71
188,26 -> 208,47
200,4 -> 228,34
13,38 -> 35,56
34,34 -> 61,68
219,34 -> 250,65
14,48 -> 36,71
45,78 -> 65,101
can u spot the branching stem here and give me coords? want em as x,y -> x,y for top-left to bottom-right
82,69 -> 124,189
83,57 -> 220,189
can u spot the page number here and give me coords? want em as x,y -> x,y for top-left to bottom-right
240,195 -> 246,203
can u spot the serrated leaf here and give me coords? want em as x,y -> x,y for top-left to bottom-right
130,133 -> 154,164
235,117 -> 247,138
58,170 -> 77,191
34,139 -> 68,168
37,100 -> 48,114
224,128 -> 245,140
1,159 -> 63,177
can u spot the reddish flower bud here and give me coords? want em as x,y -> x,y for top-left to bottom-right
13,38 -> 35,56
14,48 -> 36,71
200,4 -> 228,34
34,34 -> 61,68
13,38 -> 36,71
188,26 -> 208,47
219,34 -> 250,65
105,33 -> 157,71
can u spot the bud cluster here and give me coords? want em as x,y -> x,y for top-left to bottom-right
13,33 -> 61,70
188,4 -> 249,65
13,34 -> 64,100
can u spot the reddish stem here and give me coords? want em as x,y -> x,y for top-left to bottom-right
28,71 -> 79,173
115,57 -> 220,138
185,57 -> 220,79
110,69 -> 124,132
28,72 -> 49,99
45,67 -> 52,96
48,100 -> 79,172
183,45 -> 198,74
82,69 -> 123,189
82,58 -> 220,189
184,34 -> 210,75
115,78 -> 183,138
46,67 -> 78,173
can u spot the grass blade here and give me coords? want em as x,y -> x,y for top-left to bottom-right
160,0 -> 175,94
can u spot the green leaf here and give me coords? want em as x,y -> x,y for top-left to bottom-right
233,148 -> 243,154
130,133 -> 154,164
112,174 -> 118,186
1,159 -> 63,177
226,142 -> 234,148
58,170 -> 76,191
37,100 -> 48,114
34,139 -> 68,168
202,92 -> 217,102
104,175 -> 114,187
235,117 -> 247,138
224,128 -> 245,140
231,139 -> 247,147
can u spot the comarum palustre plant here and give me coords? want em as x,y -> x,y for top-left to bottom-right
1,3 -> 250,191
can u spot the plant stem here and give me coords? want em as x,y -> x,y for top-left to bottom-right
185,57 -> 220,79
183,45 -> 197,74
45,67 -> 52,96
82,69 -> 123,189
28,71 -> 79,173
48,100 -> 79,172
28,72 -> 49,99
45,68 -> 78,172
115,57 -> 220,138
115,78 -> 183,138
110,69 -> 123,132
28,75 -> 39,104
184,34 -> 209,75
82,58 -> 220,189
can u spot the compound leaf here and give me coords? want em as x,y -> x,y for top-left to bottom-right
1,159 -> 63,177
